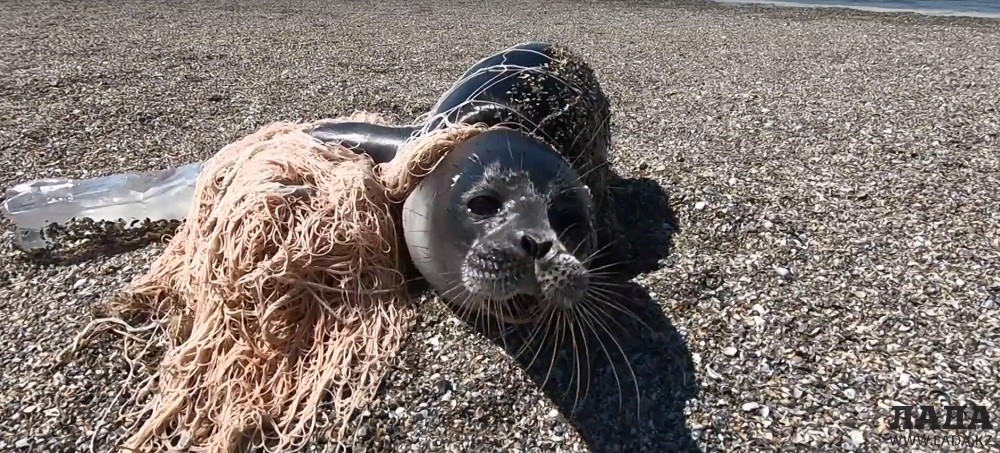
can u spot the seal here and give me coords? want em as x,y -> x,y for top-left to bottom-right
308,42 -> 621,318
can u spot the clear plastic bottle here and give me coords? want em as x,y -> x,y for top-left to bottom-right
1,162 -> 203,249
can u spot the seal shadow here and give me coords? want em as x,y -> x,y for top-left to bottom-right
446,172 -> 703,453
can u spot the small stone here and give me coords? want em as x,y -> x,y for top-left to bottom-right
983,299 -> 996,310
843,388 -> 857,400
73,278 -> 87,290
695,201 -> 707,210
849,430 -> 864,445
547,409 -> 559,418
723,346 -> 738,356
763,220 -> 773,228
15,439 -> 30,449
793,388 -> 803,398
742,402 -> 760,412
775,267 -> 791,278
899,373 -> 910,386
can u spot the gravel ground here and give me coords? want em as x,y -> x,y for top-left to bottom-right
1,0 -> 999,452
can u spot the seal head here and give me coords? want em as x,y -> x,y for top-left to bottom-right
403,128 -> 596,316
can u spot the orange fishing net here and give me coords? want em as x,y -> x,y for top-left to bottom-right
77,114 -> 486,452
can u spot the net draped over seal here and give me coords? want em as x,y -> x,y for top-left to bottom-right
87,113 -> 486,452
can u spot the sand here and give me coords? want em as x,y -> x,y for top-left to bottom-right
1,0 -> 998,451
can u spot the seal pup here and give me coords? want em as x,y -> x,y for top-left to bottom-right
309,42 -> 623,319
311,41 -> 641,413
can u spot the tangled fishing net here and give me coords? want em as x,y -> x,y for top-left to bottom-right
72,113 -> 487,452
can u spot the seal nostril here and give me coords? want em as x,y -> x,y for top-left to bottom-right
536,240 -> 553,258
520,234 -> 552,259
520,234 -> 538,257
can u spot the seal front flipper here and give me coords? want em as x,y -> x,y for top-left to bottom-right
308,122 -> 420,164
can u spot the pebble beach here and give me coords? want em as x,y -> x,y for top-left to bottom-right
1,0 -> 998,451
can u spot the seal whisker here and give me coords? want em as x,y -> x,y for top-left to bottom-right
580,289 -> 632,333
437,281 -> 468,308
436,276 -> 484,324
466,300 -> 490,336
584,268 -> 628,278
510,303 -> 555,361
488,280 -> 511,352
576,301 -> 641,421
539,314 -> 568,391
573,302 -> 629,414
557,222 -> 589,257
579,296 -> 639,376
470,300 -> 487,333
584,283 -> 654,336
586,278 -> 635,292
453,276 -> 492,328
522,304 -> 561,377
564,309 -> 590,418
570,308 -> 594,414
581,239 -> 621,267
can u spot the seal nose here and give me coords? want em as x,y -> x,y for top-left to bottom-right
520,234 -> 553,259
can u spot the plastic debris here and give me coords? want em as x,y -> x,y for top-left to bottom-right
1,162 -> 203,249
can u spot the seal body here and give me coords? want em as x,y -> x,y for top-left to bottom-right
310,42 -> 621,315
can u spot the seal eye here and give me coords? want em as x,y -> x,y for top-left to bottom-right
467,195 -> 503,217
